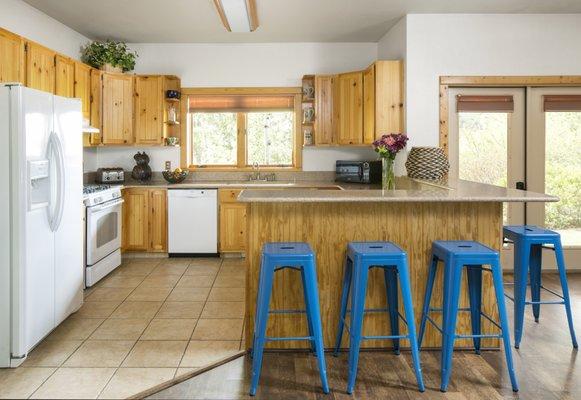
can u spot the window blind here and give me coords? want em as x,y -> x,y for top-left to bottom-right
543,95 -> 581,112
456,95 -> 514,112
189,95 -> 295,112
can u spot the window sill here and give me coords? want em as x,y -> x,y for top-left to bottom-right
187,166 -> 301,172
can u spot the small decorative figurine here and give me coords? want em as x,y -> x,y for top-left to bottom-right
131,151 -> 152,182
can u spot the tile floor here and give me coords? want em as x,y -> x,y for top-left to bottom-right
0,257 -> 246,399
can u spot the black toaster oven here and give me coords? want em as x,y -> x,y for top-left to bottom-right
335,160 -> 382,184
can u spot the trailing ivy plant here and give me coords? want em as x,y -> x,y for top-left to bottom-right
81,40 -> 138,72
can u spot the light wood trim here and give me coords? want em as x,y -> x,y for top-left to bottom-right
245,201 -> 502,350
182,87 -> 301,95
180,97 -> 189,168
246,0 -> 259,31
237,112 -> 246,168
212,0 -> 231,31
363,64 -> 375,144
439,75 -> 581,154
293,93 -> 303,168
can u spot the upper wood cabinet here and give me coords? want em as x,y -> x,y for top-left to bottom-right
335,71 -> 363,145
362,60 -> 404,144
86,69 -> 103,145
314,75 -> 335,145
102,73 -> 134,144
55,55 -> 75,97
0,28 -> 24,83
25,41 -> 56,93
134,75 -> 164,145
74,62 -> 91,119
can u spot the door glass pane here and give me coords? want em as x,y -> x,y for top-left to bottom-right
191,112 -> 237,165
246,111 -> 294,166
458,112 -> 509,222
97,212 -> 117,248
545,112 -> 581,247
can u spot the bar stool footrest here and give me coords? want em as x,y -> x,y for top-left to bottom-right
265,336 -> 314,342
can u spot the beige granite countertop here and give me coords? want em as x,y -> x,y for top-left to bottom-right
120,180 -> 347,189
236,178 -> 558,203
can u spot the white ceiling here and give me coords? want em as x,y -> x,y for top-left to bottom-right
23,0 -> 581,43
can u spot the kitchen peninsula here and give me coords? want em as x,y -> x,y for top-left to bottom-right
238,178 -> 557,350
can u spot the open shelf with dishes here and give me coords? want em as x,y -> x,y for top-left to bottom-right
301,75 -> 316,146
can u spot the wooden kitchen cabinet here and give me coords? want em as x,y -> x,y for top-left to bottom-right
314,75 -> 335,145
102,73 -> 134,144
55,55 -> 75,97
88,69 -> 103,145
134,75 -> 164,145
149,189 -> 168,252
363,60 -> 404,143
74,61 -> 91,120
122,188 -> 167,252
0,28 -> 24,83
25,41 -> 56,93
335,71 -> 363,145
218,189 -> 248,253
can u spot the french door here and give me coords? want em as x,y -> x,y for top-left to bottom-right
449,87 -> 580,268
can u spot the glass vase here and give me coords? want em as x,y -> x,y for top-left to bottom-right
382,157 -> 395,190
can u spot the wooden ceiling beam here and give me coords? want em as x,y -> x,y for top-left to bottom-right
212,0 -> 259,32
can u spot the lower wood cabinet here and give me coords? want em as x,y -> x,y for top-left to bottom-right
122,188 -> 167,252
219,189 -> 248,253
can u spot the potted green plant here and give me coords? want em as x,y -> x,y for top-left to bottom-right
81,40 -> 138,73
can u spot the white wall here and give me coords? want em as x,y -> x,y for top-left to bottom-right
0,0 -> 89,58
93,42 -> 378,171
404,14 -> 581,147
377,17 -> 406,60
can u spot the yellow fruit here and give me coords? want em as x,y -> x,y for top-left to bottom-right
174,167 -> 182,173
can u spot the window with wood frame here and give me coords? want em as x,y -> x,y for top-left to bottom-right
186,89 -> 302,169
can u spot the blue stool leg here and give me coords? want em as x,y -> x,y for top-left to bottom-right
513,241 -> 530,349
302,259 -> 330,394
418,256 -> 438,348
491,259 -> 519,392
440,260 -> 462,392
334,255 -> 353,356
250,262 -> 275,396
300,267 -> 316,354
554,239 -> 579,348
529,244 -> 542,323
397,258 -> 425,392
251,254 -> 267,359
384,267 -> 400,355
346,257 -> 369,395
466,265 -> 483,354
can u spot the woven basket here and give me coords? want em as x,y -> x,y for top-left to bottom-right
405,147 -> 450,180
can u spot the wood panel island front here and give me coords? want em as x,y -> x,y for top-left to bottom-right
238,178 -> 556,350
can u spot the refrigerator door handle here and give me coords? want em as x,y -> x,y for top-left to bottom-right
47,131 -> 65,232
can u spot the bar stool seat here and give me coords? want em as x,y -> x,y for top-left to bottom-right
333,241 -> 425,394
250,242 -> 329,396
418,240 -> 518,392
503,225 -> 578,349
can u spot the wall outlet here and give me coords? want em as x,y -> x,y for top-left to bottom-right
165,161 -> 171,171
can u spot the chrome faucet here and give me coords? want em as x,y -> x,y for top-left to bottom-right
248,163 -> 276,182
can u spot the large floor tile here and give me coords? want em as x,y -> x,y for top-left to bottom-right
126,286 -> 172,302
139,274 -> 181,288
90,319 -> 150,340
175,274 -> 215,288
191,319 -> 244,341
140,319 -> 197,340
184,264 -> 220,276
98,368 -> 176,399
85,287 -> 133,302
30,367 -> 115,399
188,258 -> 222,268
115,262 -> 158,276
122,341 -> 187,367
201,302 -> 245,319
167,287 -> 210,302
70,301 -> 121,319
159,258 -> 192,267
0,367 -> 56,399
208,287 -> 245,302
63,340 -> 135,367
45,318 -> 104,341
150,263 -> 188,276
155,302 -> 204,319
179,341 -> 240,368
212,273 -> 245,288
98,274 -> 145,289
109,301 -> 163,319
22,340 -> 83,367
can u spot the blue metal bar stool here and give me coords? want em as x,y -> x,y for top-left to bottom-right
250,242 -> 329,396
333,242 -> 425,394
418,241 -> 518,393
503,225 -> 578,349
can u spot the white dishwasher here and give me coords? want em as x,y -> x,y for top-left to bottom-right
168,189 -> 218,255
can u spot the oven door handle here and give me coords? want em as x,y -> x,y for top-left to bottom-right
88,198 -> 124,213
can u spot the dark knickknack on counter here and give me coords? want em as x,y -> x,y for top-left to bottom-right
405,147 -> 450,181
131,152 -> 152,182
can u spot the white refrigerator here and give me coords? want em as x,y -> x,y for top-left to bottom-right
0,84 -> 84,367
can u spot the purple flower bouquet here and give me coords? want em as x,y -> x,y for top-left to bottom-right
372,133 -> 409,189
